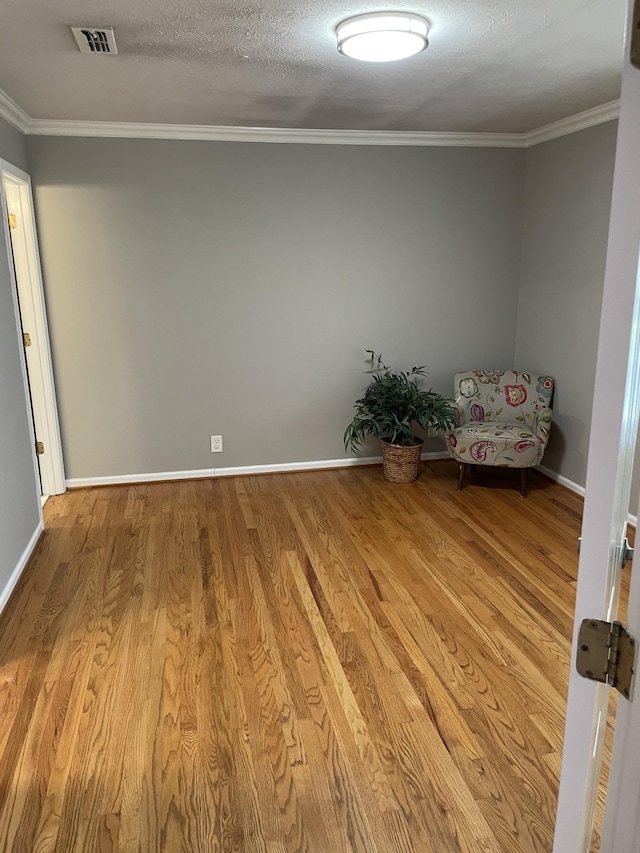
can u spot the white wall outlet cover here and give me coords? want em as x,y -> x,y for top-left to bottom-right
210,435 -> 223,453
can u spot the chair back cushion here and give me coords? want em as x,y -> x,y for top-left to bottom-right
454,370 -> 554,428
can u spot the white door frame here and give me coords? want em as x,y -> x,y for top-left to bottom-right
0,159 -> 65,496
553,1 -> 640,849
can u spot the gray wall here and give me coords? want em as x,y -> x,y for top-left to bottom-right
26,137 -> 525,479
515,122 -> 618,486
0,117 -> 28,173
0,116 -> 41,585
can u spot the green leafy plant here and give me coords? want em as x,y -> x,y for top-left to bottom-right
344,350 -> 455,452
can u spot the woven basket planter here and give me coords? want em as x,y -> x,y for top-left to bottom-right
380,439 -> 424,483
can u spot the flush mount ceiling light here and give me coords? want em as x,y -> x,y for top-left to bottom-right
336,12 -> 429,62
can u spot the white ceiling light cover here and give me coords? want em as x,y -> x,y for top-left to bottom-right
336,12 -> 429,62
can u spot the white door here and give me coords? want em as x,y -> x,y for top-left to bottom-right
553,1 -> 640,850
0,162 -> 65,497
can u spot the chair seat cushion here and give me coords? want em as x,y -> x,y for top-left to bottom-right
447,421 -> 542,468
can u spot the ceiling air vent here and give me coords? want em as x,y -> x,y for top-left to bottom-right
71,27 -> 118,54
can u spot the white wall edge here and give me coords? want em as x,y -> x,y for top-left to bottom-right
65,450 -> 452,488
0,521 -> 44,615
0,89 -> 31,134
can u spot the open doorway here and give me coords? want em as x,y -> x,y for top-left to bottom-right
0,160 -> 65,500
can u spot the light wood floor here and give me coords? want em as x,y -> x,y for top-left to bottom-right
0,461 -> 620,851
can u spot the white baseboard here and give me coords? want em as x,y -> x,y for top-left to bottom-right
65,450 -> 452,489
67,468 -> 219,488
60,457 -> 639,529
538,465 -> 637,528
537,465 -> 586,497
0,522 -> 44,616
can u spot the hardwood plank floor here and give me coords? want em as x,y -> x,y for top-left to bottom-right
0,461 -> 622,851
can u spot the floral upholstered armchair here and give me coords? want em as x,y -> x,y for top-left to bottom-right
445,370 -> 553,495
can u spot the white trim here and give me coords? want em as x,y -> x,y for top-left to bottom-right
26,119 -> 526,148
524,100 -> 620,147
0,174 -> 44,522
212,457 -> 383,479
0,522 -> 43,615
212,449 -> 451,478
0,89 -> 31,134
0,161 -> 66,495
15,100 -> 617,149
65,450 -> 452,488
66,467 -> 218,488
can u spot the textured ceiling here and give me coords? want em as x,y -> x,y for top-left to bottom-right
0,0 -> 627,133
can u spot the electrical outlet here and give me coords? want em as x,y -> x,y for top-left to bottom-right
210,435 -> 223,453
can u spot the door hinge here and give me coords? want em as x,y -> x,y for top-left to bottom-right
23,332 -> 32,347
35,441 -> 44,455
7,213 -> 16,230
576,619 -> 637,700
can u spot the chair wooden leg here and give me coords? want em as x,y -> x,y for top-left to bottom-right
520,468 -> 528,497
457,463 -> 467,491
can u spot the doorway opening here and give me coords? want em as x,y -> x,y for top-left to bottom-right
0,160 -> 65,500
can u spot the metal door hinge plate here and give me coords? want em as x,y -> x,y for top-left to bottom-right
7,213 -> 16,230
23,332 -> 31,347
35,441 -> 44,455
577,619 -> 636,700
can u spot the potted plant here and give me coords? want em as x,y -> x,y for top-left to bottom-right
344,351 -> 455,483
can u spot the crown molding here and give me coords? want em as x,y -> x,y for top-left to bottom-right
523,99 -> 620,147
0,86 -> 619,148
0,89 -> 31,134
25,119 -> 527,148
